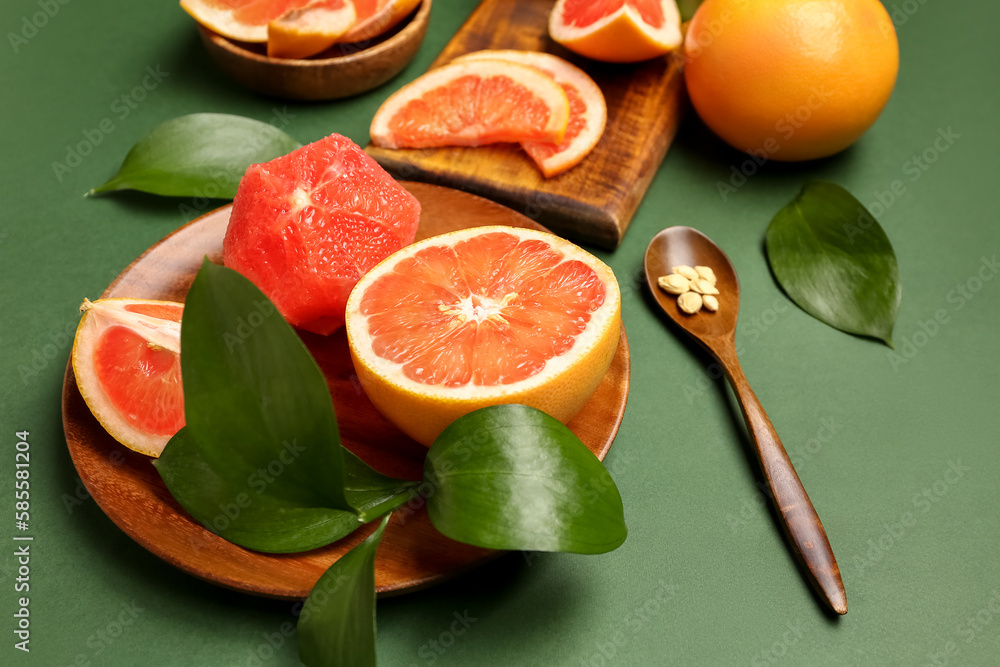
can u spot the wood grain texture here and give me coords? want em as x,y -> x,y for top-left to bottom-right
644,227 -> 847,615
364,0 -> 686,250
62,182 -> 630,600
198,0 -> 430,101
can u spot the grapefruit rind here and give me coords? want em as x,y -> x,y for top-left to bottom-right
345,226 -> 621,446
71,298 -> 184,458
454,50 -> 607,178
369,59 -> 571,149
549,0 -> 683,63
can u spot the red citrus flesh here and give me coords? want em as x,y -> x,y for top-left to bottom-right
223,133 -> 421,335
561,0 -> 665,28
359,230 -> 607,387
93,305 -> 184,437
387,76 -> 559,147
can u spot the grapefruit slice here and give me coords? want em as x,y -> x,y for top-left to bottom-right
223,133 -> 421,335
340,0 -> 422,44
71,298 -> 185,457
345,225 -> 621,446
369,59 -> 571,149
549,0 -> 683,63
455,50 -> 607,178
180,0 -> 312,43
267,0 -> 357,59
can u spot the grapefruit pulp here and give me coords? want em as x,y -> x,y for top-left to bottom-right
369,59 -> 570,149
71,298 -> 185,457
223,133 -> 421,335
340,0 -> 422,44
345,226 -> 621,446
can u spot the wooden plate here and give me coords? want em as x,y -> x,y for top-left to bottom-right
61,182 -> 631,600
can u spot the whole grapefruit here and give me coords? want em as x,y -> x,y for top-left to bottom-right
684,0 -> 899,162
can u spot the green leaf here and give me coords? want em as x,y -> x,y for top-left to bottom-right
154,260 -> 416,552
424,405 -> 627,554
87,113 -> 300,197
156,429 -> 417,553
677,0 -> 704,21
765,180 -> 901,347
298,514 -> 389,667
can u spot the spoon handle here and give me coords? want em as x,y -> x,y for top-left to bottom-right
719,349 -> 848,615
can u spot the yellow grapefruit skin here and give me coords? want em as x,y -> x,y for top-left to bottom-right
684,0 -> 899,161
345,226 -> 621,446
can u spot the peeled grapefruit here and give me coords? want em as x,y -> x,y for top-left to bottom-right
549,0 -> 683,63
455,50 -> 607,178
223,133 -> 421,335
345,226 -> 621,446
72,298 -> 185,457
369,59 -> 571,149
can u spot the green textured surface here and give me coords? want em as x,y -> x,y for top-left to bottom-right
1,0 -> 999,665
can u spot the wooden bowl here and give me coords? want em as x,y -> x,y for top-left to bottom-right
197,0 -> 431,101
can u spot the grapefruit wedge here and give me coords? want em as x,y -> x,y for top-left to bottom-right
340,0 -> 422,44
369,59 -> 571,149
180,0 -> 312,43
223,133 -> 421,335
549,0 -> 683,63
455,50 -> 607,178
345,226 -> 621,446
72,298 -> 185,457
268,0 -> 356,59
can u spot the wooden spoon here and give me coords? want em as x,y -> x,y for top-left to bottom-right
644,226 -> 847,615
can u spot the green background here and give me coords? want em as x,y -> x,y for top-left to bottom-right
2,0 -> 999,664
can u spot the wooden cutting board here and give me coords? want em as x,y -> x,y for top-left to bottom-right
365,0 -> 686,250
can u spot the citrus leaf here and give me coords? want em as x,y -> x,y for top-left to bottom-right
765,180 -> 901,347
156,429 -> 417,553
154,260 -> 416,552
298,514 -> 389,667
677,0 -> 704,21
424,405 -> 627,554
87,113 -> 300,197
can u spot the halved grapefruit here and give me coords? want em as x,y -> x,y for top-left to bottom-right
369,59 -> 571,149
345,226 -> 621,446
223,133 -> 421,335
455,50 -> 607,178
72,298 -> 185,457
340,0 -> 422,44
267,0 -> 357,59
549,0 -> 683,63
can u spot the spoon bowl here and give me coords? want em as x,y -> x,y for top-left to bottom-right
644,226 -> 740,340
645,226 -> 848,616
